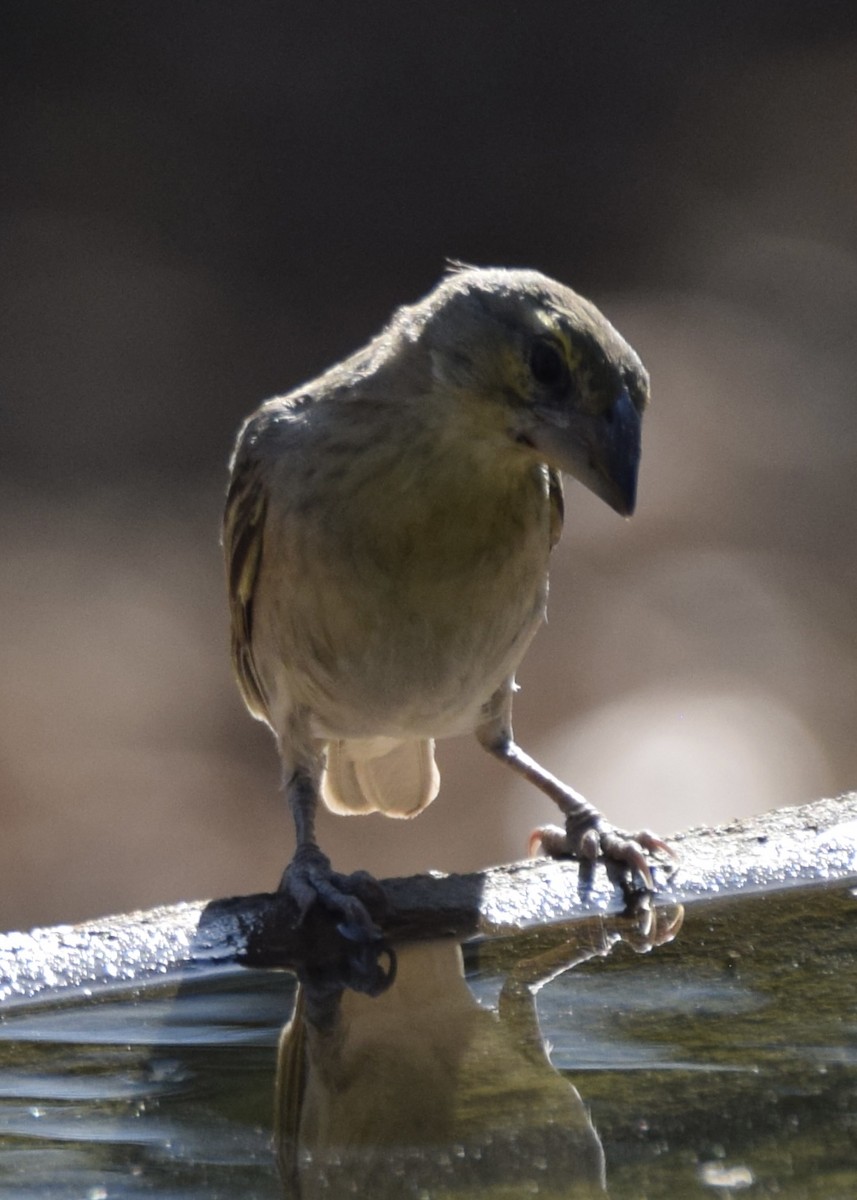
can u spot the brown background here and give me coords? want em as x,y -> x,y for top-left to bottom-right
2,2 -> 856,931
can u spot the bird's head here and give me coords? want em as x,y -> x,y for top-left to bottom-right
406,266 -> 649,516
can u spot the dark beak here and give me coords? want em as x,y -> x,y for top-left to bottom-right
529,387 -> 642,516
589,387 -> 641,515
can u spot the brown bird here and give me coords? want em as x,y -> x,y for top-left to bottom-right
224,266 -> 670,935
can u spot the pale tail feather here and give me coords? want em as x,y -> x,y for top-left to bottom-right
322,738 -> 440,818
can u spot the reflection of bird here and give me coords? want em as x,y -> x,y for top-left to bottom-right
275,938 -> 609,1197
274,908 -> 683,1196
224,266 -> 669,933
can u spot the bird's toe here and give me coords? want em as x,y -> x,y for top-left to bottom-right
278,848 -> 385,941
529,817 -> 674,895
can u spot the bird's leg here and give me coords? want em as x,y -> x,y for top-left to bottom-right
279,768 -> 386,940
476,707 -> 672,891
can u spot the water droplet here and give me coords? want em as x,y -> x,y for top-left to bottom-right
699,1161 -> 755,1189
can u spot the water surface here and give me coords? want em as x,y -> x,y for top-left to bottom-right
0,878 -> 855,1197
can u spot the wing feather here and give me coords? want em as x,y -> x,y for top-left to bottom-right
223,463 -> 271,722
548,467 -> 564,549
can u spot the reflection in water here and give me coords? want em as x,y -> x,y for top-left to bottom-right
274,905 -> 683,1197
3,879 -> 857,1194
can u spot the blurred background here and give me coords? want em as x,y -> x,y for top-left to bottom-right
2,1 -> 856,931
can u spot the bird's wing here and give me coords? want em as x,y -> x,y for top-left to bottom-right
223,461 -> 271,722
548,467 -> 564,550
323,738 -> 440,818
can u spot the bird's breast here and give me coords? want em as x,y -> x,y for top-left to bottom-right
255,439 -> 554,739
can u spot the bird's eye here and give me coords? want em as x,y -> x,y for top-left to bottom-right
529,340 -> 566,388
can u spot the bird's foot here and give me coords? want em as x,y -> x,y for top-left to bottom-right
529,817 -> 674,894
279,845 -> 387,942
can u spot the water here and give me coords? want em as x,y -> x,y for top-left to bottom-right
0,879 -> 856,1198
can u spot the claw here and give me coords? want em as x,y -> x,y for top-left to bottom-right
528,818 -> 674,895
529,824 -> 560,857
633,829 -> 677,859
279,846 -> 386,941
599,828 -> 655,889
336,913 -> 382,943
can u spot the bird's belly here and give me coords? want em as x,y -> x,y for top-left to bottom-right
342,588 -> 544,737
261,540 -> 550,741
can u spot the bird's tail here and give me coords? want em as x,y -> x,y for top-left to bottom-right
322,737 -> 440,818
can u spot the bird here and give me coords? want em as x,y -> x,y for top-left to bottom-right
223,265 -> 670,937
